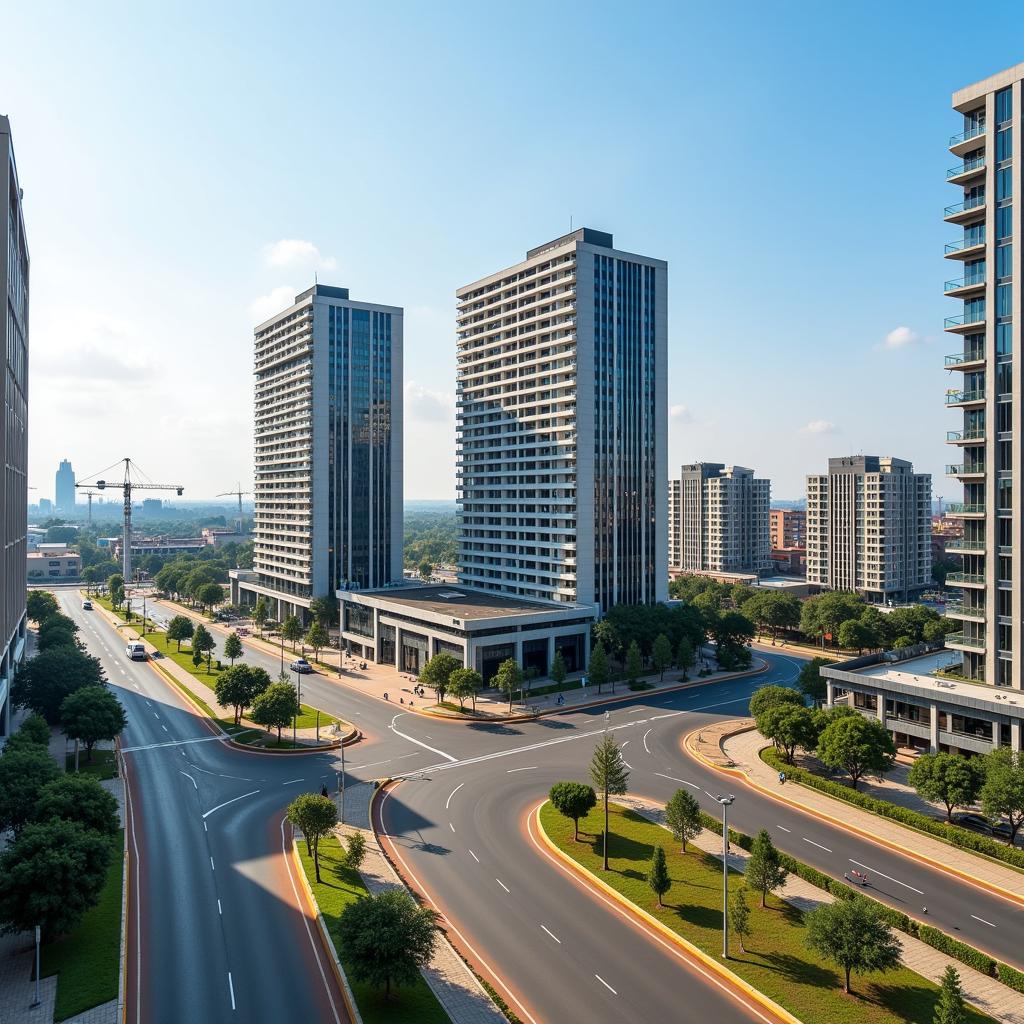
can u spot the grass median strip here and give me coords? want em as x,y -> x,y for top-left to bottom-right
296,836 -> 449,1024
540,802 -> 994,1024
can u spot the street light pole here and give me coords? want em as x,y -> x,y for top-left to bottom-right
292,671 -> 301,747
340,740 -> 346,824
717,795 -> 736,959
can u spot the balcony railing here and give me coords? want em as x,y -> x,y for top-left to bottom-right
945,538 -> 985,551
945,313 -> 985,329
950,123 -> 986,147
945,632 -> 986,649
946,463 -> 984,476
945,602 -> 985,619
946,428 -> 985,443
945,236 -> 986,254
945,350 -> 985,367
947,155 -> 986,179
944,272 -> 986,291
947,571 -> 986,584
947,503 -> 986,515
945,389 -> 985,405
944,194 -> 986,218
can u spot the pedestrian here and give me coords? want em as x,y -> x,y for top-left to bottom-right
320,784 -> 328,798
383,691 -> 388,701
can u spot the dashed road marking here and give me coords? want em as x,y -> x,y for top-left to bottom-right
595,974 -> 617,995
848,859 -> 924,895
496,878 -> 510,893
469,849 -> 480,863
803,838 -> 832,853
445,782 -> 464,810
541,925 -> 561,943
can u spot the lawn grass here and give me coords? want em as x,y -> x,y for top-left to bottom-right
65,748 -> 117,780
540,803 -> 995,1024
296,836 -> 449,1024
41,833 -> 124,1021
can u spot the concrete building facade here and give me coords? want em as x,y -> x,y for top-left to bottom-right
232,285 -> 403,623
455,228 -> 668,614
0,115 -> 28,739
27,544 -> 80,581
55,458 -> 75,513
806,456 -> 932,604
769,508 -> 806,550
670,463 -> 770,575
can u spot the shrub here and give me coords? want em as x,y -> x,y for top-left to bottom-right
997,962 -> 1024,994
918,925 -> 996,977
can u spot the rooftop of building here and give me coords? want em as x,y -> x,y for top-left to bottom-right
823,455 -> 915,474
953,62 -> 1024,110
338,583 -> 591,621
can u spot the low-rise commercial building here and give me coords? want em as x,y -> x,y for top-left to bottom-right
27,544 -> 80,580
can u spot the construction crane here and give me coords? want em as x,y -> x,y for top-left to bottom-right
78,488 -> 100,526
77,458 -> 183,582
216,485 -> 252,535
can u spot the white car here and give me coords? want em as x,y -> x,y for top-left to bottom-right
125,642 -> 146,661
290,658 -> 313,674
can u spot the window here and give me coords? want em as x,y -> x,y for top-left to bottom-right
997,245 -> 1012,280
997,322 -> 1013,354
997,361 -> 1013,396
997,87 -> 1012,126
997,206 -> 1013,240
998,284 -> 1013,318
997,127 -> 1013,163
998,167 -> 1013,200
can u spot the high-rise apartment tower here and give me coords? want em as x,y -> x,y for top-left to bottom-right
55,458 -> 75,512
455,228 -> 668,612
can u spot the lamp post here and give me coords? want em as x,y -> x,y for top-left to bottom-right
716,795 -> 736,959
292,669 -> 302,747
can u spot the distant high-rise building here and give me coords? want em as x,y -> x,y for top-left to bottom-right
231,285 -> 403,623
806,456 -> 931,603
669,463 -> 770,575
55,458 -> 75,513
38,498 -> 52,514
0,115 -> 29,739
770,508 -> 806,550
456,228 -> 668,611
141,498 -> 163,515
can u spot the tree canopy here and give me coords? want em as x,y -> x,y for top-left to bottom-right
215,664 -> 271,725
59,686 -> 127,761
549,781 -> 597,841
13,646 -> 106,724
803,897 -> 901,995
816,714 -> 896,789
908,753 -> 984,822
287,793 -> 338,881
251,681 -> 300,742
0,745 -> 62,836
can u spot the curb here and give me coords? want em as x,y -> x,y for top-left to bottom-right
683,728 -> 1024,910
117,745 -> 129,1024
288,837 -> 363,1024
531,801 -> 797,1024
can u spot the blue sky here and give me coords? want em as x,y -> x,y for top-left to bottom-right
5,1 -> 1024,501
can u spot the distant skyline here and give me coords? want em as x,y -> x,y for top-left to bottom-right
5,2 -> 1024,500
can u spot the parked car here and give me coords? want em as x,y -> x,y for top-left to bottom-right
945,812 -> 1013,842
82,599 -> 93,610
236,627 -> 250,637
125,642 -> 146,661
290,658 -> 313,674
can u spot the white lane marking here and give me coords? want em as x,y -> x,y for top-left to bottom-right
643,729 -> 652,754
621,740 -> 630,749
124,755 -> 142,1024
469,849 -> 480,863
541,924 -> 561,943
622,760 -> 633,770
152,712 -> 160,719
595,974 -> 617,995
496,878 -> 511,893
178,770 -> 198,790
202,790 -> 261,820
776,825 -> 791,833
449,823 -> 455,833
971,914 -> 997,928
210,856 -> 215,871
389,713 -> 457,762
161,725 -> 168,732
848,859 -> 925,895
121,735 -> 222,753
445,782 -> 464,810
653,772 -> 700,789
282,778 -> 304,785
228,971 -> 235,1011
507,766 -> 537,773
803,837 -> 832,853
204,822 -> 208,832
347,752 -> 421,772
218,899 -> 222,915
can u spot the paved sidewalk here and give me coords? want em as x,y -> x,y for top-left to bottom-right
333,783 -> 505,1024
692,720 -> 1024,902
619,795 -> 1024,1024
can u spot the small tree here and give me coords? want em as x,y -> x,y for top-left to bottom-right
107,574 -> 125,609
281,615 -> 303,652
550,650 -> 567,691
588,642 -> 610,695
549,781 -> 597,841
287,793 -> 338,882
14,714 -> 50,747
908,753 -> 984,822
651,633 -> 673,682
191,623 -> 216,671
166,614 -> 195,652
729,886 -> 751,953
665,788 -> 702,853
418,559 -> 433,580
756,704 -> 819,765
816,715 -> 896,790
192,649 -> 204,670
0,746 -> 61,836
749,684 -> 802,719
804,897 -> 901,995
746,828 -> 787,907
59,686 -> 127,763
934,965 -> 967,1024
13,646 -> 106,724
589,734 -> 630,870
215,664 -> 271,725
647,845 -> 671,907
223,632 -> 244,666
980,748 -> 1024,845
343,831 -> 367,872
253,597 -> 268,636
305,621 -> 329,663
624,640 -> 642,690
676,637 -> 695,679
35,775 -> 120,837
448,667 -> 482,711
309,596 -> 339,628
420,651 -> 461,706
197,582 -> 225,612
251,681 -> 300,743
337,889 -> 439,996
492,658 -> 523,713
798,657 -> 833,706
26,590 -> 59,623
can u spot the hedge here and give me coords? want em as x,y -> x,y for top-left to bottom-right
917,926 -> 996,977
761,746 -> 1024,871
997,962 -> 1024,994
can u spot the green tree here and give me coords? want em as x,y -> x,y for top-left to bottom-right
589,734 -> 630,870
748,684 -> 802,720
420,651 -> 462,706
804,897 -> 901,995
550,650 -> 567,690
107,574 -> 125,609
215,664 -> 271,725
191,623 -> 216,671
448,667 -> 482,711
336,889 -> 439,997
304,621 -> 330,663
251,681 -> 300,743
838,619 -> 876,653
343,831 -> 367,872
418,559 -> 433,580
492,657 -> 523,713
196,582 -> 225,612
548,781 -> 597,841
13,714 -> 50,747
34,775 -> 120,837
166,614 -> 194,652
281,615 -> 303,652
647,845 -> 671,907
651,633 -> 673,682
908,753 -> 984,822
224,631 -> 244,665
756,703 -> 819,764
0,819 -> 112,940
38,624 -> 79,652
26,590 -> 59,623
0,746 -> 61,836
624,639 -> 642,689
746,828 -> 787,907
587,642 -> 610,695
729,886 -> 751,953
800,591 -> 866,648
287,793 -> 338,882
816,714 -> 896,790
309,595 -> 338,628
592,619 -> 622,667
59,686 -> 127,763
192,649 -> 204,670
665,788 -> 702,853
934,965 -> 967,1024
253,597 -> 269,636
676,637 -> 695,679
797,657 -> 833,705
979,748 -> 1024,845
13,646 -> 106,723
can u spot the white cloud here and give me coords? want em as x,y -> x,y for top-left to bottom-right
405,381 -> 454,422
883,326 -> 920,349
248,285 -> 297,325
800,419 -> 838,435
262,239 -> 337,271
669,403 -> 694,423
